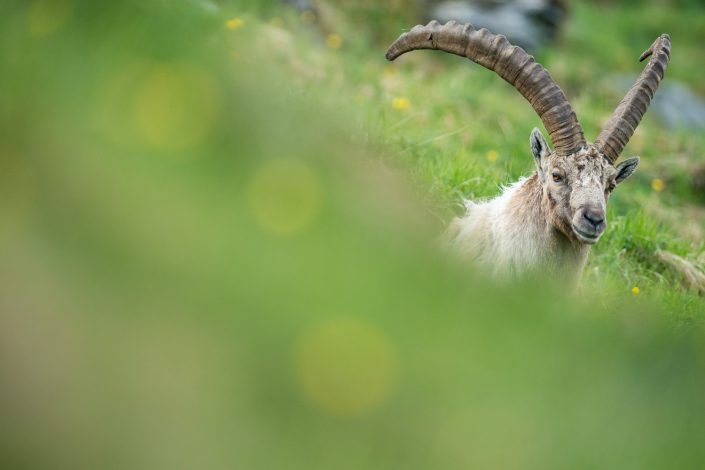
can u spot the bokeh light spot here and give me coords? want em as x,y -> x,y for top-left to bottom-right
486,150 -> 499,162
28,0 -> 73,37
247,159 -> 323,237
295,319 -> 398,416
134,63 -> 219,152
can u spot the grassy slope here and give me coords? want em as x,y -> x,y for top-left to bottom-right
3,2 -> 705,467
292,0 -> 705,323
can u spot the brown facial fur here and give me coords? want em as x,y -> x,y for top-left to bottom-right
539,144 -> 618,244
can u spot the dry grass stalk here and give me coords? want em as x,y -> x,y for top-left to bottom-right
656,250 -> 705,293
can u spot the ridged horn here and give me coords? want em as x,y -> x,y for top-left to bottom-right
595,34 -> 671,163
386,20 -> 585,156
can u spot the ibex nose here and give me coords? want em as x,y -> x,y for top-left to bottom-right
583,207 -> 605,230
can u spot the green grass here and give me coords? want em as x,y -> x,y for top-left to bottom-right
2,1 -> 705,468
299,0 -> 705,320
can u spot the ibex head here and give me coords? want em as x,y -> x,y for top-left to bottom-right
386,21 -> 670,245
529,131 -> 640,244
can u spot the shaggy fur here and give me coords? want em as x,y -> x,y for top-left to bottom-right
444,129 -> 639,285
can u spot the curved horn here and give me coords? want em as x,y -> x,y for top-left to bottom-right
595,34 -> 671,163
386,21 -> 585,156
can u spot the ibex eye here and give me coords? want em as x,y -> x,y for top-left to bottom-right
552,173 -> 562,183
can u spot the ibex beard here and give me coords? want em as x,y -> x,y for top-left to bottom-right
386,21 -> 670,284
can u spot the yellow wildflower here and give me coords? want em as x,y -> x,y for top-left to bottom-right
300,10 -> 316,24
383,65 -> 397,77
486,150 -> 499,162
326,33 -> 343,50
651,178 -> 665,192
631,286 -> 640,295
225,17 -> 244,30
392,97 -> 411,110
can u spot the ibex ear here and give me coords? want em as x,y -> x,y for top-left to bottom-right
615,156 -> 640,184
530,128 -> 550,182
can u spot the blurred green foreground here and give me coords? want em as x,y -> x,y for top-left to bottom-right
1,1 -> 705,469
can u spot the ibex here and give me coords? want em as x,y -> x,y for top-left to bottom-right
386,21 -> 670,284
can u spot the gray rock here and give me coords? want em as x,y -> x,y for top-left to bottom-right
191,0 -> 219,14
426,0 -> 567,52
613,75 -> 705,130
282,0 -> 316,14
